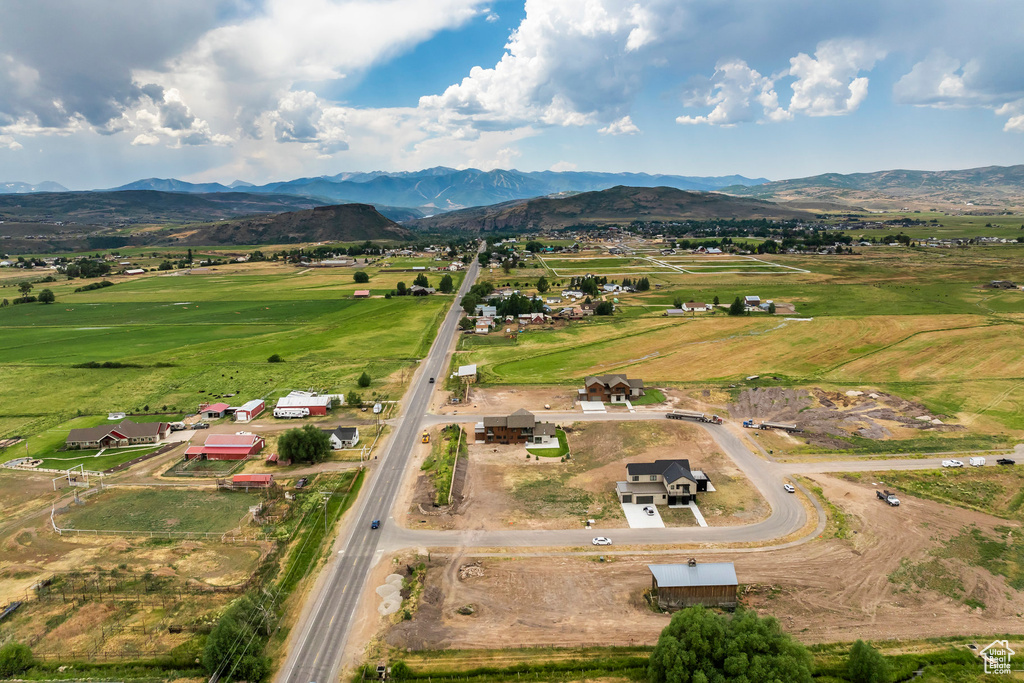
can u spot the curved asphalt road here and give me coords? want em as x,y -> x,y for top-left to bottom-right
275,256 -> 481,683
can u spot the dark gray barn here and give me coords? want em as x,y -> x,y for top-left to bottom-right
649,561 -> 738,610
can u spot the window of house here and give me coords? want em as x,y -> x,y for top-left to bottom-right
650,475 -> 657,481
631,475 -> 639,482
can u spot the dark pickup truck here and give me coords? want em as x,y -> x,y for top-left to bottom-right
996,458 -> 1016,466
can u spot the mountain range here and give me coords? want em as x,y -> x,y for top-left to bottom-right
409,185 -> 811,233
0,167 -> 768,214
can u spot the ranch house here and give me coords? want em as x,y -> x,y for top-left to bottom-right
65,419 -> 171,450
324,427 -> 360,449
616,459 -> 710,506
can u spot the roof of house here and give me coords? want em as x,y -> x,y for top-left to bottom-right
354,289 -> 370,296
483,408 -> 536,429
626,459 -> 696,484
685,302 -> 707,308
203,402 -> 230,412
67,419 -> 167,442
324,427 -> 358,440
585,374 -> 644,389
648,562 -> 737,588
534,422 -> 557,436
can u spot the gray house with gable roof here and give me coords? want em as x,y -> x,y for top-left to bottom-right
616,458 -> 710,506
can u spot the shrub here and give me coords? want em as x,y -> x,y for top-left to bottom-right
353,271 -> 369,283
0,642 -> 33,677
267,354 -> 284,363
358,371 -> 371,387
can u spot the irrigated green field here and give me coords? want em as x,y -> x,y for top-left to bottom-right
465,245 -> 1024,442
0,260 -> 458,441
58,487 -> 254,533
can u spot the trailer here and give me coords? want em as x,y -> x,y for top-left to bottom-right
666,411 -> 724,425
761,421 -> 802,433
743,420 -> 801,432
876,489 -> 900,506
273,407 -> 310,419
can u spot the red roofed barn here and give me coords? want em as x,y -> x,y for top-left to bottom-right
186,433 -> 265,460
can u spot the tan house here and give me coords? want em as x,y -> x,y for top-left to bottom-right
65,419 -> 171,450
581,374 -> 644,403
475,409 -> 557,445
615,459 -> 709,506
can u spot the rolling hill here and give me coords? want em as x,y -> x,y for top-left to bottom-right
724,165 -> 1024,210
155,203 -> 412,246
408,185 -> 811,233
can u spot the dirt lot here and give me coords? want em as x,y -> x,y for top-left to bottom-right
400,421 -> 767,531
730,387 -> 965,449
385,474 -> 1023,650
435,385 -> 577,415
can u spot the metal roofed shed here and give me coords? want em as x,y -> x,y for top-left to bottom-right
649,561 -> 738,610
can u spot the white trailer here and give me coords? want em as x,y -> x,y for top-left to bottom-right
969,457 -> 986,467
273,407 -> 310,419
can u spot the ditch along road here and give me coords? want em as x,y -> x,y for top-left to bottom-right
275,257 -> 482,683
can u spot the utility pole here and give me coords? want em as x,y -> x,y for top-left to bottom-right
319,491 -> 331,535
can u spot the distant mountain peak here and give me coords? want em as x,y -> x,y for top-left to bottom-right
0,180 -> 70,194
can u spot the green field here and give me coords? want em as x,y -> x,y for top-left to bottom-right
0,261 -> 457,441
463,245 -> 1024,445
58,487 -> 254,533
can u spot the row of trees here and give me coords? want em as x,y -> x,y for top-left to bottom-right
1,281 -> 54,305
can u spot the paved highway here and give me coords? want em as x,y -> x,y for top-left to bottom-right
275,256 -> 481,683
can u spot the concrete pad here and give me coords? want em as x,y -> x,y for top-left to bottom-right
620,502 -> 665,528
579,400 -> 606,413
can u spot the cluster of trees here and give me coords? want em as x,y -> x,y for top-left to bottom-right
621,277 -> 650,291
278,424 -> 331,464
63,258 -> 112,279
4,281 -> 53,305
494,292 -> 546,317
460,281 -> 496,315
648,606 -> 893,683
201,594 -> 273,682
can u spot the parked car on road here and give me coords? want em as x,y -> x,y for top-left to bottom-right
997,458 -> 1016,465
942,459 -> 963,468
194,422 -> 209,429
783,483 -> 795,493
592,537 -> 612,546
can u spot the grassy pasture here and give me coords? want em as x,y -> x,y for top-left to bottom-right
59,487 -> 254,533
0,261 -> 454,440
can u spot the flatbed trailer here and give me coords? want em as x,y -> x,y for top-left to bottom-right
666,411 -> 723,424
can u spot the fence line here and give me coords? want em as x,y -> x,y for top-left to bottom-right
447,426 -> 463,504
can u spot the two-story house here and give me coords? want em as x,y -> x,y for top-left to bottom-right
615,459 -> 710,506
475,409 -> 557,445
580,374 -> 645,403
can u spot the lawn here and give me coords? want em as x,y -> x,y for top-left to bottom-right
37,443 -> 168,471
525,428 -> 569,458
0,261 -> 455,442
58,487 -> 255,533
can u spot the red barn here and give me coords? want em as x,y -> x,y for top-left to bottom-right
185,433 -> 265,460
231,473 -> 274,489
275,391 -> 331,416
200,402 -> 231,419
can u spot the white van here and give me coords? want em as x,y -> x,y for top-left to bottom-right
969,457 -> 986,467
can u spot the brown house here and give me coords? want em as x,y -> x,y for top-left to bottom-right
475,409 -> 557,445
65,419 -> 171,450
581,374 -> 645,403
649,560 -> 738,610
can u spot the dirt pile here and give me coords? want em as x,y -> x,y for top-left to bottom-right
458,562 -> 484,580
730,387 -> 964,448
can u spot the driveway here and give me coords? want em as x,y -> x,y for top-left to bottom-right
620,502 -> 665,528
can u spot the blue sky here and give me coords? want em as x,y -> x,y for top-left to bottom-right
1,0 -> 1022,189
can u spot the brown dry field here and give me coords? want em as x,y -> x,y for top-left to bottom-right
435,385 -> 578,415
385,474 -> 1023,651
400,421 -> 767,531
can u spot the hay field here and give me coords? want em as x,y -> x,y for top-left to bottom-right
0,260 -> 454,440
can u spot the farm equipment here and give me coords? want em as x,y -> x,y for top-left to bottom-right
666,410 -> 723,424
876,490 -> 900,506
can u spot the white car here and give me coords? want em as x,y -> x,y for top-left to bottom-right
942,459 -> 964,468
592,536 -> 612,546
643,506 -> 656,516
783,483 -> 795,493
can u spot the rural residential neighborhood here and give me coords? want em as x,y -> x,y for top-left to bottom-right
4,3 -> 1024,683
